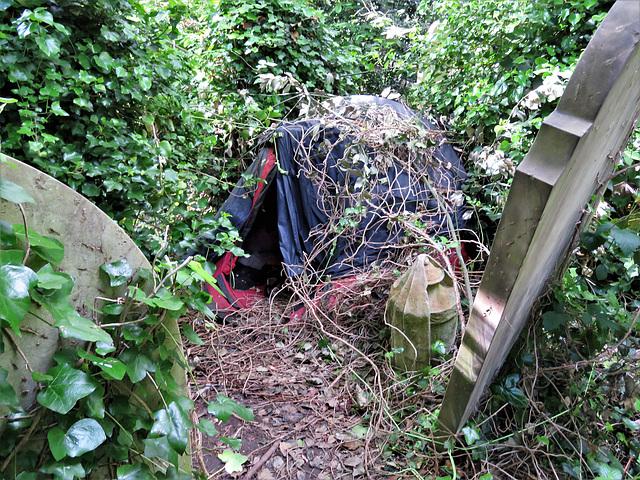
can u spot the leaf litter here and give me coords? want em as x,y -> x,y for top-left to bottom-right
182,267 -> 464,479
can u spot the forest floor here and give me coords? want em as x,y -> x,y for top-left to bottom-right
183,290 -> 460,480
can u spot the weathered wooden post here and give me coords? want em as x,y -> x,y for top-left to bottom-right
437,0 -> 640,436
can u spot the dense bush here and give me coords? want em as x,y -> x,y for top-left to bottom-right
184,0 -> 363,138
0,0 -> 226,257
407,0 -> 613,232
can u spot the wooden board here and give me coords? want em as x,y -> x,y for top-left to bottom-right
437,0 -> 640,435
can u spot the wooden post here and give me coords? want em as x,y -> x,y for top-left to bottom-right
437,0 -> 640,436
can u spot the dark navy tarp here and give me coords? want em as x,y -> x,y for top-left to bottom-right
197,96 -> 466,283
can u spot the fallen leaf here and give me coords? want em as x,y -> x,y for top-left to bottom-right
344,456 -> 362,467
351,425 -> 369,438
257,468 -> 275,480
341,440 -> 363,451
279,442 -> 293,455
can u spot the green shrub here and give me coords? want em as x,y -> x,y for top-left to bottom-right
0,0 -> 225,257
406,0 -> 613,232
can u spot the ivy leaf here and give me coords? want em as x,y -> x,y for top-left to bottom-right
51,101 -> 69,116
0,367 -> 19,405
143,436 -> 178,466
116,463 -> 154,480
13,225 -> 64,265
581,229 -> 607,251
82,387 -> 105,419
95,341 -> 116,356
217,449 -> 248,474
1,250 -> 23,266
610,226 -> 640,257
0,0 -> 15,12
0,219 -> 17,246
37,264 -> 69,290
35,36 -> 60,57
55,312 -> 113,345
32,9 -> 54,25
139,76 -> 152,91
150,401 -> 192,454
100,259 -> 133,287
220,436 -> 242,449
207,394 -> 254,422
593,462 -> 623,480
0,178 -> 35,204
462,426 -> 480,445
492,374 -> 528,409
0,264 -> 38,334
40,458 -> 85,480
622,417 -> 640,431
78,349 -> 126,380
15,472 -> 38,480
119,348 -> 156,383
181,323 -> 204,345
31,271 -> 113,345
187,259 -> 217,286
59,419 -> 106,458
37,364 -> 99,414
196,418 -> 219,436
152,289 -> 185,311
47,427 -> 67,461
542,311 -> 571,331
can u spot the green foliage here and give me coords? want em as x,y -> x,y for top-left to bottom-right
207,394 -> 255,423
490,374 -> 528,409
0,264 -> 38,333
0,0 -> 226,258
217,450 -> 248,475
203,0 -> 345,93
0,178 -> 36,204
408,0 -> 611,230
411,0 -> 610,143
181,0 -> 364,164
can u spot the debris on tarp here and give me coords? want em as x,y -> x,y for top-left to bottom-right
194,95 -> 467,318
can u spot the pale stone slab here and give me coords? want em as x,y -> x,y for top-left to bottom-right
0,155 -> 189,475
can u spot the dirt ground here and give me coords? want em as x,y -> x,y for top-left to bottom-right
183,287 -> 455,480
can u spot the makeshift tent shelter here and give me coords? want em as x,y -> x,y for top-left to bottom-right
195,96 -> 467,317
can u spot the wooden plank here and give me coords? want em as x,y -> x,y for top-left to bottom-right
437,0 -> 640,436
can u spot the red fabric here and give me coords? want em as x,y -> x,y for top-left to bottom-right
204,148 -> 277,317
444,242 -> 468,275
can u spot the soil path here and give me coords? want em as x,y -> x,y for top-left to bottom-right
183,300 -> 450,479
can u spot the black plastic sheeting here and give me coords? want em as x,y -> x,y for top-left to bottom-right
197,96 -> 467,282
